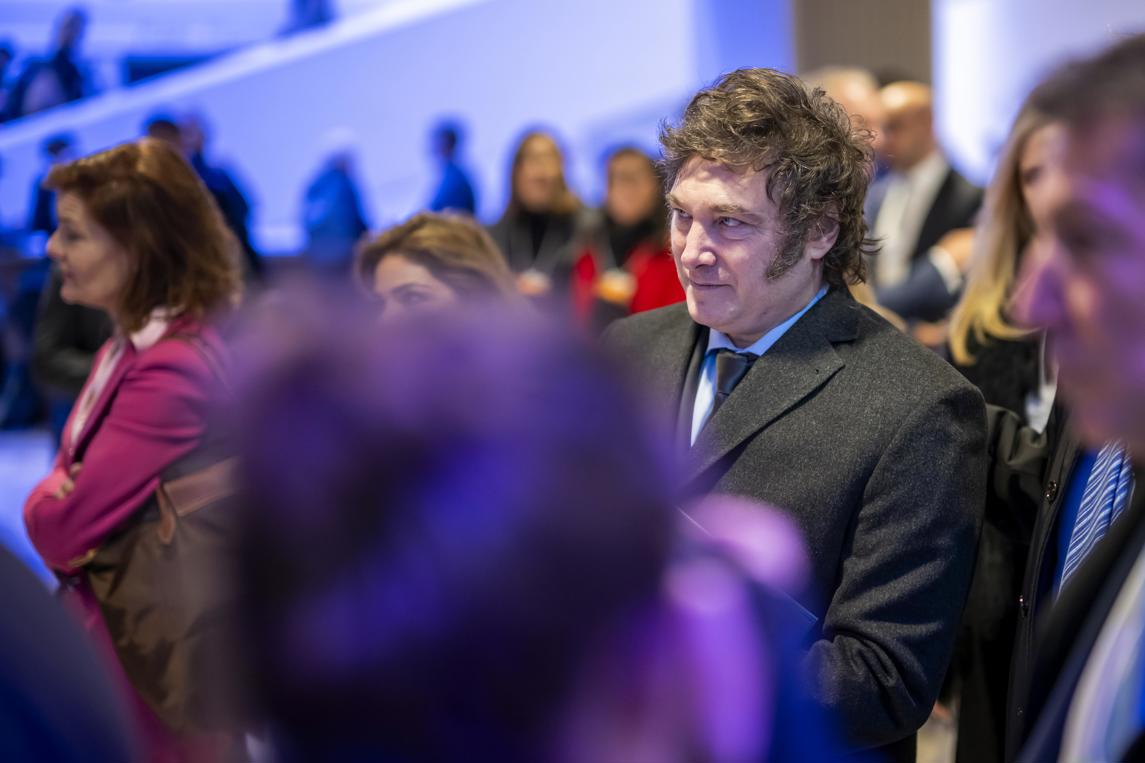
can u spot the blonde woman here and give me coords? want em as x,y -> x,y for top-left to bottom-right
945,102 -> 1063,763
948,105 -> 1061,416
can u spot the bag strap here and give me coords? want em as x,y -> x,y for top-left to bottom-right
155,457 -> 239,544
159,333 -> 233,482
151,332 -> 237,544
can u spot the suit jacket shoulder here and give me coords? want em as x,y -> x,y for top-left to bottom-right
817,294 -> 983,426
603,300 -> 692,346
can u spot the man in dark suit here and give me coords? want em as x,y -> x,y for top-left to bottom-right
865,81 -> 982,322
1001,33 -> 1145,761
983,401 -> 1108,759
605,68 -> 986,762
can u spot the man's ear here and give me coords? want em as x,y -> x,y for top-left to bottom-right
805,215 -> 840,263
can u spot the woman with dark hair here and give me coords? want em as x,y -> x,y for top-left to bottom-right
357,210 -> 519,320
487,129 -> 584,295
571,146 -> 684,328
23,137 -> 241,761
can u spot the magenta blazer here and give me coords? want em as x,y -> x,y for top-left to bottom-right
25,316 -> 225,575
23,316 -> 226,757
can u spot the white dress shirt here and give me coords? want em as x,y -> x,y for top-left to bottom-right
690,286 -> 827,445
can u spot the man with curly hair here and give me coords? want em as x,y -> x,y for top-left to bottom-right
605,68 -> 986,762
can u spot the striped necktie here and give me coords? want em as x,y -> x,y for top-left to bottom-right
1060,441 -> 1135,588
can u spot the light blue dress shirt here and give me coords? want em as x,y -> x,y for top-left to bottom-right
690,286 -> 828,445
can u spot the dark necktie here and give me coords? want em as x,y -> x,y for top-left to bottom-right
710,349 -> 757,420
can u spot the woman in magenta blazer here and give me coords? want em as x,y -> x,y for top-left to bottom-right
23,138 -> 241,762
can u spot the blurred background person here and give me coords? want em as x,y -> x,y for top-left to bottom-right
800,67 -> 908,331
231,297 -> 841,762
943,102 -> 1061,763
487,129 -> 584,297
279,0 -> 335,36
427,118 -> 477,215
800,66 -> 886,168
0,133 -> 75,431
181,112 -> 264,282
27,133 -> 78,236
570,146 -> 683,330
867,81 -> 982,323
301,130 -> 370,279
356,211 -> 518,322
145,114 -> 264,283
4,7 -> 95,121
143,113 -> 181,145
32,266 -> 113,446
0,262 -> 50,429
949,105 -> 1059,425
22,138 -> 242,761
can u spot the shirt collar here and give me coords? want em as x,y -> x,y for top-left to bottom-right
706,285 -> 828,356
127,308 -> 175,351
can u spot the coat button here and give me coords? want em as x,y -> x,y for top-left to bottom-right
1019,595 -> 1029,616
1045,480 -> 1059,502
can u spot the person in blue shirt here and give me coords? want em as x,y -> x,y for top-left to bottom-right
427,119 -> 477,215
302,138 -> 370,278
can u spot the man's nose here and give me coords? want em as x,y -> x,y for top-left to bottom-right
679,222 -> 717,269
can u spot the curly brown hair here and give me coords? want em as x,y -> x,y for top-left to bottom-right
45,138 -> 242,332
660,68 -> 876,287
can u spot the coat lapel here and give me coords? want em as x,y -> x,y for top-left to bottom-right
913,168 -> 958,261
684,289 -> 859,486
68,340 -> 135,462
641,307 -> 704,445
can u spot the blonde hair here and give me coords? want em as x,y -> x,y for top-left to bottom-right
948,105 -> 1052,365
356,211 -> 518,301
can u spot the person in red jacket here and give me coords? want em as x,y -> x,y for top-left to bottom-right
572,146 -> 684,329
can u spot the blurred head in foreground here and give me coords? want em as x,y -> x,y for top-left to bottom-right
231,296 -> 818,761
1013,32 -> 1145,453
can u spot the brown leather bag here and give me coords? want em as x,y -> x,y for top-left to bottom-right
73,334 -> 245,734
